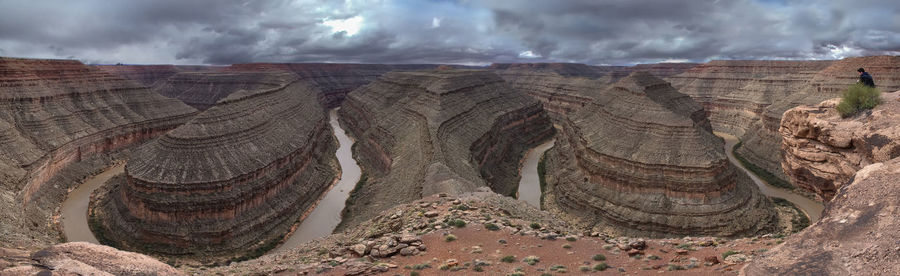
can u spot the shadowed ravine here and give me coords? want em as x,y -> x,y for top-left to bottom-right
717,132 -> 824,222
271,108 -> 362,253
517,139 -> 555,208
60,163 -> 124,244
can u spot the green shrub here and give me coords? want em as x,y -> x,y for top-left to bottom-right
565,236 -> 577,242
410,272 -> 420,276
523,255 -> 540,265
484,223 -> 500,231
667,264 -> 686,271
593,263 -> 609,271
530,222 -> 541,229
444,234 -> 457,242
449,219 -> 467,228
501,255 -> 516,263
592,254 -> 606,261
837,83 -> 881,117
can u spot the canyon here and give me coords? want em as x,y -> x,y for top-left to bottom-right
1,56 -> 899,275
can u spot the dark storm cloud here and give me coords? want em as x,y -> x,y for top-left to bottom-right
0,0 -> 897,65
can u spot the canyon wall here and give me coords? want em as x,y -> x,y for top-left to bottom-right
337,69 -> 553,229
543,72 -> 775,237
151,71 -> 296,110
780,92 -> 900,200
226,63 -> 442,108
0,57 -> 197,248
747,90 -> 900,275
94,74 -> 337,260
667,56 -> 900,185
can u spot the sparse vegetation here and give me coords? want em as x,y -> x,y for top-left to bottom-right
523,255 -> 540,265
592,254 -> 606,261
562,244 -> 572,249
565,236 -> 577,242
444,234 -> 457,242
667,264 -> 686,271
580,265 -> 591,272
772,197 -> 811,232
484,223 -> 500,231
732,141 -> 794,190
410,272 -> 420,276
594,262 -> 609,271
837,83 -> 881,117
501,255 -> 517,263
449,219 -> 467,228
530,222 -> 541,229
722,250 -> 740,259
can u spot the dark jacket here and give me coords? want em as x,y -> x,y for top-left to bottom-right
859,72 -> 875,87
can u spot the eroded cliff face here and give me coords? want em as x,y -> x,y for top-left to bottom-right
544,72 -> 775,237
94,74 -> 337,261
0,57 -> 197,248
780,92 -> 900,201
668,56 -> 900,184
745,158 -> 900,275
151,71 -> 297,110
337,70 -> 553,230
226,63 -> 441,108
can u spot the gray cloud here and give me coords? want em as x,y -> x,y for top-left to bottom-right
0,0 -> 897,65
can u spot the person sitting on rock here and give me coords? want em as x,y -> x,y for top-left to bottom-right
858,68 -> 876,88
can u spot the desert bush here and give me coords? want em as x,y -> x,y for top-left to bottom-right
836,83 -> 881,117
484,223 -> 500,231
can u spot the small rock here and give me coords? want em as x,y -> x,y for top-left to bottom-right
629,240 -> 647,250
704,256 -> 720,265
399,247 -> 416,256
590,232 -> 600,237
417,244 -> 427,251
498,239 -> 508,244
399,234 -> 420,244
350,244 -> 368,256
445,259 -> 459,268
675,249 -> 689,255
424,211 -> 440,218
627,249 -> 643,256
452,199 -> 461,205
724,254 -> 750,264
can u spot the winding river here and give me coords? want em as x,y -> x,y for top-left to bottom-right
716,132 -> 824,222
60,162 -> 124,243
517,139 -> 555,208
271,108 -> 361,253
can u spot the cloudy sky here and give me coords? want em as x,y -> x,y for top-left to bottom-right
1,0 -> 898,65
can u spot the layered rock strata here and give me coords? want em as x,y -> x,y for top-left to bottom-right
780,91 -> 900,200
338,70 -> 553,229
151,71 -> 297,110
544,72 -> 775,237
0,57 -> 197,248
745,158 -> 900,275
494,70 -> 601,117
226,63 -> 442,108
668,56 -> 900,184
95,74 -> 337,259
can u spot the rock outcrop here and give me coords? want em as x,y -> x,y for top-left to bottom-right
151,71 -> 297,110
745,158 -> 900,275
544,72 -> 775,237
0,57 -> 197,248
94,73 -> 337,260
493,70 -> 601,117
780,91 -> 900,200
337,70 -> 553,229
668,56 -> 900,185
1,242 -> 182,275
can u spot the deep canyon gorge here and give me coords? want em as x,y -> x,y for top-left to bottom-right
1,55 -> 899,275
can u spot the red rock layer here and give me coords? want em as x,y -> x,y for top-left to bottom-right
544,72 -> 774,237
0,57 -> 197,247
95,75 -> 337,259
780,92 -> 900,200
94,65 -> 221,87
337,70 -> 553,229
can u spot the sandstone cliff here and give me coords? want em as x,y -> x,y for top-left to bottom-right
0,57 -> 197,249
338,70 -> 553,230
780,91 -> 900,200
94,73 -> 337,261
544,72 -> 775,237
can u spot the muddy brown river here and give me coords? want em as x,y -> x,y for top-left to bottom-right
271,108 -> 361,253
717,132 -> 824,222
517,139 -> 555,209
60,163 -> 124,243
